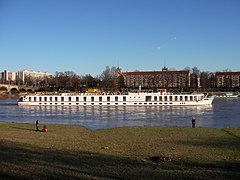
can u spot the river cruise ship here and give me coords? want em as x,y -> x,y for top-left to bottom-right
18,89 -> 214,106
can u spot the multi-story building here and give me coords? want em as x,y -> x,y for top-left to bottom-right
18,70 -> 50,83
0,69 -> 50,85
0,70 -> 17,82
216,72 -> 240,88
0,72 -> 3,82
116,66 -> 190,89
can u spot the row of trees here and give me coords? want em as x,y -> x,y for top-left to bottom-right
25,66 -> 119,92
1,66 -> 238,92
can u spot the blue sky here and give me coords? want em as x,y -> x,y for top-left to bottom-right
0,0 -> 239,76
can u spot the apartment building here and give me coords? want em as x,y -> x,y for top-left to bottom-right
0,70 -> 17,82
216,72 -> 240,88
0,69 -> 50,84
18,70 -> 50,83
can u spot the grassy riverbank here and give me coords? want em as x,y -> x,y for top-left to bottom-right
0,123 -> 240,179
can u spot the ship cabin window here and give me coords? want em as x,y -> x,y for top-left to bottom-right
180,96 -> 183,101
39,97 -> 42,102
115,96 -> 118,101
55,97 -> 58,101
194,96 -> 197,101
84,97 -> 87,101
159,96 -> 162,101
68,97 -> 71,101
190,96 -> 193,101
185,96 -> 188,101
107,97 -> 110,101
175,96 -> 178,101
76,97 -> 79,101
50,97 -> 52,101
44,97 -> 47,101
164,96 -> 168,101
154,96 -> 157,101
91,97 -> 94,101
61,97 -> 64,101
99,97 -> 102,101
29,97 -> 31,102
145,96 -> 151,102
123,96 -> 126,101
34,97 -> 37,102
169,96 -> 173,101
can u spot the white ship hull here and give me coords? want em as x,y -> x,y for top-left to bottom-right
18,92 -> 214,106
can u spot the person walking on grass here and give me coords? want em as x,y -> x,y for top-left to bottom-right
192,117 -> 195,128
36,120 -> 39,131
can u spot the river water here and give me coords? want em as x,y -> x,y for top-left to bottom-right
0,98 -> 239,130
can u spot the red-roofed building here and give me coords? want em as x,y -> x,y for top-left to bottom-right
116,66 -> 190,89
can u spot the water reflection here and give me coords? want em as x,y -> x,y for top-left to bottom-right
18,105 -> 214,130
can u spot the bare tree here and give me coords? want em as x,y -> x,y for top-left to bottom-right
100,66 -> 117,90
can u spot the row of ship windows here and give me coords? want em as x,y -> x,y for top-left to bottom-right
28,96 -> 201,102
29,96 -> 127,102
36,102 -> 185,105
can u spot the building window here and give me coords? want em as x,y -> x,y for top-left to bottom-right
55,97 -> 58,101
34,97 -> 37,102
76,97 -> 79,101
29,97 -> 31,102
115,96 -> 118,101
39,97 -> 42,102
84,97 -> 87,102
68,97 -> 71,101
107,97 -> 110,101
61,97 -> 64,101
99,97 -> 102,101
50,97 -> 52,101
123,96 -> 126,101
154,96 -> 157,101
91,97 -> 94,101
44,97 -> 47,101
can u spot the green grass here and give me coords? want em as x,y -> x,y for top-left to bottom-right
0,122 -> 240,179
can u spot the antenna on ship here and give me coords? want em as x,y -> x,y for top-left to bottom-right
139,85 -> 141,92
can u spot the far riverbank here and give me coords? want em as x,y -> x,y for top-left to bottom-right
0,92 -> 19,99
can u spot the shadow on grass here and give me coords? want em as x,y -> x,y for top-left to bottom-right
0,140 -> 240,180
175,132 -> 240,149
11,126 -> 36,132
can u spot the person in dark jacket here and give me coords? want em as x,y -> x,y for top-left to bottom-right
192,117 -> 195,128
36,120 -> 39,131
